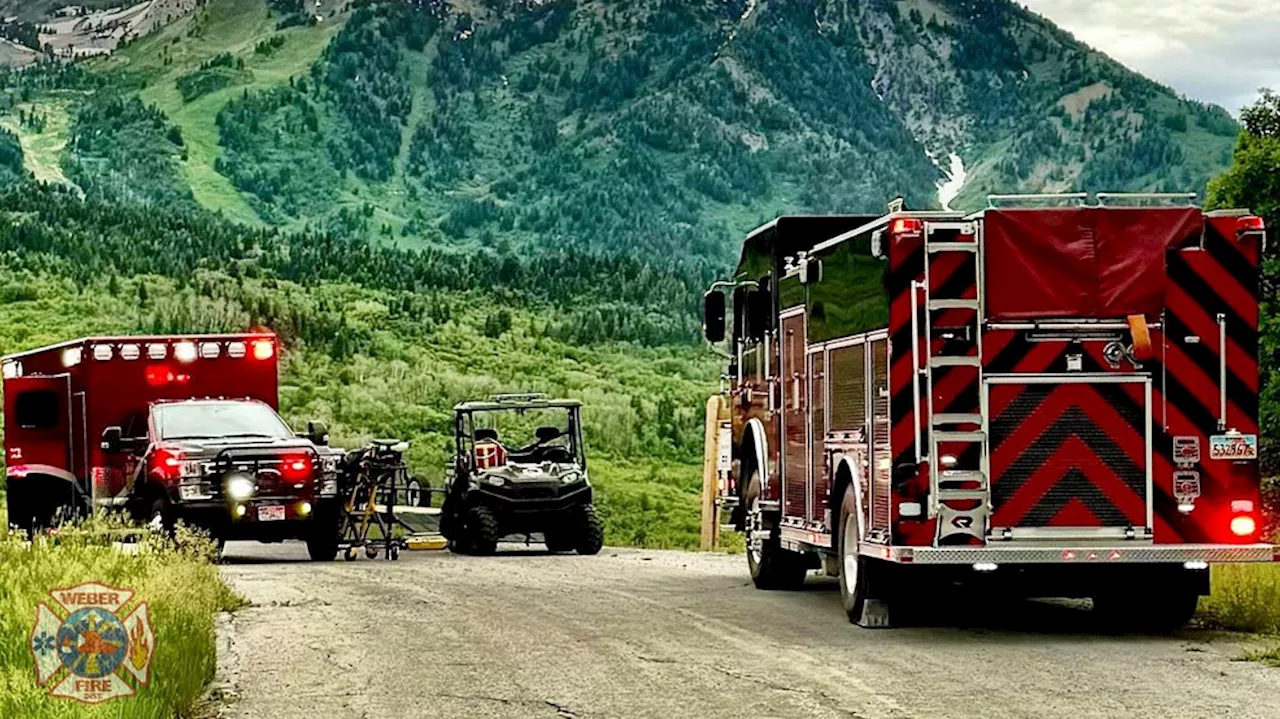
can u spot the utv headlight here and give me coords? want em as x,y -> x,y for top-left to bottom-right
484,474 -> 506,487
560,471 -> 584,485
225,476 -> 256,501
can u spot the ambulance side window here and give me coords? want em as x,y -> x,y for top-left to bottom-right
16,391 -> 60,430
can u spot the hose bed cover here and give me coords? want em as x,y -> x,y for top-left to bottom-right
984,207 -> 1203,320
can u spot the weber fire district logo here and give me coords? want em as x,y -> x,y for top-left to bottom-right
30,582 -> 155,704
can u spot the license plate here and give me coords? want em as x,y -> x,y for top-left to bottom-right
1209,434 -> 1257,461
258,505 -> 286,522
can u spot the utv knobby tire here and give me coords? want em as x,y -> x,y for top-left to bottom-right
743,470 -> 807,591
573,505 -> 604,556
467,505 -> 501,556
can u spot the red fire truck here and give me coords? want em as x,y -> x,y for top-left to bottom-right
704,194 -> 1272,629
3,334 -> 343,559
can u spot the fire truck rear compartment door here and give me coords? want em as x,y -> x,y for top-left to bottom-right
4,374 -> 74,482
986,375 -> 1152,538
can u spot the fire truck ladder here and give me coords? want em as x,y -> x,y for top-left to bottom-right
922,220 -> 987,544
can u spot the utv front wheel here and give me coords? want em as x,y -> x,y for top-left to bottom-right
467,505 -> 501,556
572,505 -> 604,556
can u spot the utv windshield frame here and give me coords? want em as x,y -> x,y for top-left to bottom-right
453,399 -> 586,470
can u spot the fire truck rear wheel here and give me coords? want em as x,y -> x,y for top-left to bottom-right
467,505 -> 501,556
838,484 -> 872,623
743,470 -> 807,591
1092,585 -> 1200,633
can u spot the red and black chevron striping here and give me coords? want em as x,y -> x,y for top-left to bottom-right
1158,220 -> 1262,542
887,237 -> 925,473
989,382 -> 1148,529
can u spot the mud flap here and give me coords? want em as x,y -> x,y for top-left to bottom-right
856,598 -> 893,629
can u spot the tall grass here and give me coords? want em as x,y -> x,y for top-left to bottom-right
0,517 -> 243,718
1200,564 -> 1280,633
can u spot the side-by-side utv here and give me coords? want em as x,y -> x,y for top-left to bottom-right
440,394 -> 603,556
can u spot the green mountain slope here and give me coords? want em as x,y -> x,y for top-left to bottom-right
2,0 -> 1239,266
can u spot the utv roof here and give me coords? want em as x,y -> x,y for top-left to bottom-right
454,394 -> 582,412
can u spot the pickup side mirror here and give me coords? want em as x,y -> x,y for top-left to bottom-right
703,289 -> 727,343
306,421 -> 330,447
100,426 -> 123,454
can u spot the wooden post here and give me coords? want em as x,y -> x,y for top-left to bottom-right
700,394 -> 725,551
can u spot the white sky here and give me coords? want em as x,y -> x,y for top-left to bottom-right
1020,0 -> 1280,114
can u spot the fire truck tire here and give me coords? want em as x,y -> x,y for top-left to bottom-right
573,504 -> 604,556
743,472 -> 807,591
837,484 -> 872,623
467,505 -> 501,556
1092,587 -> 1200,633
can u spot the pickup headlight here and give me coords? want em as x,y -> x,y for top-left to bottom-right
225,476 -> 256,501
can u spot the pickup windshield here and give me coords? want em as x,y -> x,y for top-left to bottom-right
154,401 -> 294,441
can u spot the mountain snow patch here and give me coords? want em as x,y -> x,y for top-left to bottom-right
937,153 -> 966,211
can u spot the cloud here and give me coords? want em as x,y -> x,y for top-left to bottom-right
1020,0 -> 1280,113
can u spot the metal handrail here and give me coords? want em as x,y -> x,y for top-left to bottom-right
1096,192 -> 1197,207
987,193 -> 1088,208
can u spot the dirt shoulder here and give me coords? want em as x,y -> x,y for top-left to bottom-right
211,543 -> 1280,719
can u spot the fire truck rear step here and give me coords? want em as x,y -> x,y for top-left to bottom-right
926,242 -> 978,253
927,299 -> 980,311
932,413 -> 982,426
929,356 -> 981,368
931,431 -> 986,444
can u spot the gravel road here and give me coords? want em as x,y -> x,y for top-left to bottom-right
211,542 -> 1280,719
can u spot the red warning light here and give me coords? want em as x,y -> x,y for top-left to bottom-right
145,365 -> 175,387
892,218 -> 924,237
251,340 -> 275,361
1237,215 -> 1265,236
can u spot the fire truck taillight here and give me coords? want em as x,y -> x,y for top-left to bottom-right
1231,515 -> 1258,538
251,340 -> 275,361
1229,499 -> 1259,538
